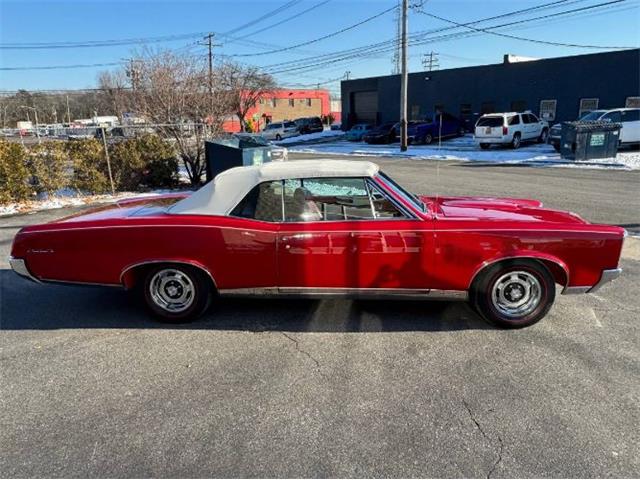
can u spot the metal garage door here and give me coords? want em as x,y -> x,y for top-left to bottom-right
353,91 -> 378,123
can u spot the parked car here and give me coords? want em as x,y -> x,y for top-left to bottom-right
10,160 -> 625,328
294,116 -> 324,135
475,112 -> 549,149
403,113 -> 466,145
345,123 -> 373,141
549,108 -> 640,152
261,121 -> 299,141
362,122 -> 398,144
234,133 -> 288,161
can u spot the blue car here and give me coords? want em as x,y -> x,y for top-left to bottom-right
402,113 -> 466,145
345,123 -> 373,141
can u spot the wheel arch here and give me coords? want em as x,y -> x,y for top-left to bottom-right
468,254 -> 569,290
120,259 -> 217,291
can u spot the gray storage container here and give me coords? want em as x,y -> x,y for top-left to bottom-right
560,121 -> 621,161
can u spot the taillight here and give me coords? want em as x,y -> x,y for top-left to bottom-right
502,126 -> 508,135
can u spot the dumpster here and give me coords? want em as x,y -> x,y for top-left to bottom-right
205,134 -> 275,181
560,121 -> 621,161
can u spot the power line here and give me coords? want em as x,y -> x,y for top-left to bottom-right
415,0 -> 636,50
0,32 -> 209,50
240,0 -> 333,38
229,4 -> 398,57
224,0 -> 302,35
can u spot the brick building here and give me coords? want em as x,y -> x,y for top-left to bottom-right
223,88 -> 333,133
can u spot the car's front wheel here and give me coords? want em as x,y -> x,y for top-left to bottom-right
471,259 -> 555,328
538,128 -> 549,143
423,133 -> 433,145
143,264 -> 213,322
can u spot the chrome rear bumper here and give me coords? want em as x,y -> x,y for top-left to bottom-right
8,256 -> 40,283
562,268 -> 622,294
588,268 -> 622,293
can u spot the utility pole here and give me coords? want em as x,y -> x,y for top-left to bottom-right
422,51 -> 439,71
400,0 -> 408,152
200,33 -> 220,135
101,127 -> 116,196
66,94 -> 71,124
392,0 -> 401,74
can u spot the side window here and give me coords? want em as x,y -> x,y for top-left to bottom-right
283,177 -> 374,222
368,182 -> 406,218
508,115 -> 520,125
230,181 -> 283,222
522,114 -> 533,124
603,111 -> 622,123
621,110 -> 640,122
528,113 -> 540,122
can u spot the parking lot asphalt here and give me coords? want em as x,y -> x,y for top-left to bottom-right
1,158 -> 639,478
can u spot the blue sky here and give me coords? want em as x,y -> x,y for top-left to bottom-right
1,0 -> 639,92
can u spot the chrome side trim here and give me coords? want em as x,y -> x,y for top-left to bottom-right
39,278 -> 122,288
8,256 -> 41,283
561,286 -> 590,295
218,287 -> 468,301
119,260 -> 217,288
588,268 -> 622,293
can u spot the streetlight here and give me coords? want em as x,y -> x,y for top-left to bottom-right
19,105 -> 41,143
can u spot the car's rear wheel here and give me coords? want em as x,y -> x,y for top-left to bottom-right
471,259 -> 555,328
423,133 -> 433,145
479,143 -> 490,150
143,264 -> 213,323
511,133 -> 522,149
275,134 -> 282,141
538,128 -> 549,143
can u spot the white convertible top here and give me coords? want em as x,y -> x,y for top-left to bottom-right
169,159 -> 380,216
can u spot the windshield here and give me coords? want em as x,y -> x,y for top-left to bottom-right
378,171 -> 425,212
579,110 -> 606,121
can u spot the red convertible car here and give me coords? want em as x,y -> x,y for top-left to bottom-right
10,160 -> 625,328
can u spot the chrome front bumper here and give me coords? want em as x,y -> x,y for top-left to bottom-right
562,268 -> 622,294
8,256 -> 40,283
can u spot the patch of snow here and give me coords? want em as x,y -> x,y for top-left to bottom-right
289,134 -> 640,170
273,128 -> 345,145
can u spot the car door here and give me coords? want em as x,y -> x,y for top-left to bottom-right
618,109 -> 640,143
277,176 -> 435,291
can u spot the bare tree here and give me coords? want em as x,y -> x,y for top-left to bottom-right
218,62 -> 276,132
97,70 -> 131,120
124,50 -> 233,185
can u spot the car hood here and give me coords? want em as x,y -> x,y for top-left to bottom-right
421,195 -> 588,224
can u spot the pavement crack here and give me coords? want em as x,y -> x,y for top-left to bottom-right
462,399 -> 504,479
280,332 -> 321,371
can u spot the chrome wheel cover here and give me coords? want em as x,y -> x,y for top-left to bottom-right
513,135 -> 521,148
491,271 -> 542,318
149,269 -> 195,313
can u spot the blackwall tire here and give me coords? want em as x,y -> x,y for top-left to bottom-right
424,133 -> 433,145
538,128 -> 549,143
511,133 -> 521,149
143,264 -> 212,323
275,134 -> 282,141
471,259 -> 555,329
480,143 -> 490,150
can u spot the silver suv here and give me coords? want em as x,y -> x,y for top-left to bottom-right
261,121 -> 300,141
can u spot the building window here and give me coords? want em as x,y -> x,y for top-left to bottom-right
306,98 -> 312,107
579,98 -> 599,117
481,102 -> 495,114
510,100 -> 527,112
626,96 -> 640,108
539,99 -> 557,121
289,98 -> 295,107
270,98 -> 277,108
410,105 -> 420,120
